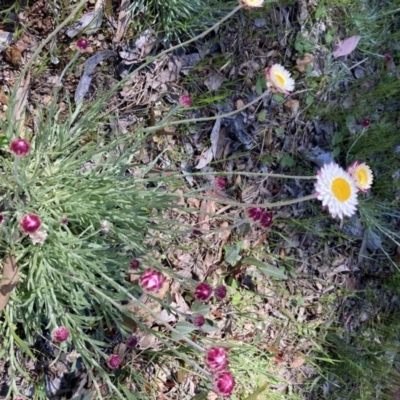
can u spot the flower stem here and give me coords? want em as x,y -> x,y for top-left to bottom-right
59,51 -> 80,83
179,193 -> 317,209
144,89 -> 271,133
346,127 -> 367,164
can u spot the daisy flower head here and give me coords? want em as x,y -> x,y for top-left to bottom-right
347,161 -> 373,192
240,0 -> 264,8
315,163 -> 358,219
265,64 -> 295,94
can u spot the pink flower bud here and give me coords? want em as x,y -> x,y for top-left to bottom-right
53,326 -> 70,342
259,210 -> 273,228
10,138 -> 30,157
214,285 -> 227,300
20,214 -> 41,234
130,259 -> 140,269
179,94 -> 192,108
361,119 -> 371,128
14,397 -> 25,400
247,207 -> 263,222
107,354 -> 121,370
205,346 -> 229,372
213,371 -> 235,398
193,314 -> 205,328
194,282 -> 213,302
139,268 -> 166,292
215,177 -> 227,191
126,335 -> 139,348
384,52 -> 391,61
76,38 -> 88,51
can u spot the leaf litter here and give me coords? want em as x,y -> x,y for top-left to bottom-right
0,0 -> 397,398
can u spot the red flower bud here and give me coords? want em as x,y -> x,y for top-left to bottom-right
130,259 -> 140,269
10,138 -> 30,157
361,119 -> 371,128
193,314 -> 205,327
259,210 -> 273,228
213,371 -> 235,398
194,282 -> 213,302
76,38 -> 88,51
214,285 -> 227,300
126,335 -> 139,348
179,94 -> 192,108
107,354 -> 121,370
205,346 -> 229,372
53,326 -> 70,342
20,214 -> 41,234
215,177 -> 227,191
139,268 -> 166,292
247,207 -> 263,222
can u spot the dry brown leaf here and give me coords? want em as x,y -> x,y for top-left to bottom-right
0,254 -> 18,311
296,53 -> 314,73
290,356 -> 305,369
13,70 -> 31,128
114,0 -> 130,43
283,99 -> 299,118
0,90 -> 8,105
195,147 -> 213,169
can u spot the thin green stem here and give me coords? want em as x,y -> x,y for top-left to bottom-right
145,89 -> 271,132
178,193 -> 317,209
59,51 -> 80,83
346,127 -> 367,164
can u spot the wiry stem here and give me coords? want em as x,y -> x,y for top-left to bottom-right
179,193 -> 317,209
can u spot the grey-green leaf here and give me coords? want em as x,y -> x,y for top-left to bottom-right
242,257 -> 287,280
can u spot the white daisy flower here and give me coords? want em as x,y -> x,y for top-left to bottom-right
265,64 -> 295,94
240,0 -> 264,8
315,163 -> 358,219
347,161 -> 373,192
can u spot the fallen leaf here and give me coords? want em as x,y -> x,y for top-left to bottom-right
296,53 -> 314,73
3,45 -> 22,67
114,0 -> 131,43
0,254 -> 18,311
290,357 -> 305,368
75,51 -> 117,104
0,30 -> 13,51
194,147 -> 213,169
13,70 -> 31,128
204,73 -> 224,91
66,11 -> 103,38
210,118 -> 222,158
283,99 -> 299,118
332,35 -> 361,58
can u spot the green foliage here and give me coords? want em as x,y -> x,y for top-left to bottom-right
0,96 -> 179,397
128,0 -> 226,40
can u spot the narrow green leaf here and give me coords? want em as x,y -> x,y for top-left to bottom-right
171,321 -> 196,341
71,391 -> 95,400
242,257 -> 287,280
242,382 -> 269,400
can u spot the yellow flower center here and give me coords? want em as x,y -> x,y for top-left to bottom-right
331,177 -> 351,201
274,72 -> 286,86
356,167 -> 368,186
